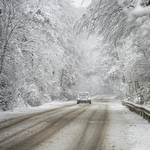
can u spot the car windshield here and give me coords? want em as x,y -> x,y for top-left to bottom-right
79,93 -> 89,96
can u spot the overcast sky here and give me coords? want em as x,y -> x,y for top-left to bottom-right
73,0 -> 91,7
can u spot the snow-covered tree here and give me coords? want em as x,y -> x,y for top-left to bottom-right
75,0 -> 150,104
0,0 -> 80,110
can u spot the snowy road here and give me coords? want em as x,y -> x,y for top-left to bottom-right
0,96 -> 150,150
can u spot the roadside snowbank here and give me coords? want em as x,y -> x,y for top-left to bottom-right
101,101 -> 150,150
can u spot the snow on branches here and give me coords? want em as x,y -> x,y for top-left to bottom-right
75,0 -> 150,104
0,0 -> 79,110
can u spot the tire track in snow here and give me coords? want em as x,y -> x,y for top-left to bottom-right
1,104 -> 91,150
0,104 -> 75,132
76,104 -> 108,150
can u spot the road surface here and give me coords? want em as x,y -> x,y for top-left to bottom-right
0,95 -> 150,150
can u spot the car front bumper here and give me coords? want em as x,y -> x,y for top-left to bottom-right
77,100 -> 91,103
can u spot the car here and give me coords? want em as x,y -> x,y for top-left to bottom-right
77,92 -> 91,104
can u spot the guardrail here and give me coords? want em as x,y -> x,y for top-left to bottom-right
122,101 -> 150,123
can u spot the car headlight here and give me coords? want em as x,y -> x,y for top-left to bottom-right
88,97 -> 91,100
78,98 -> 80,100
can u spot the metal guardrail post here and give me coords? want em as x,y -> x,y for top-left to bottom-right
123,101 -> 150,123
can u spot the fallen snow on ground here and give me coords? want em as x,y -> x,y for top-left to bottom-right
1,97 -> 150,150
33,104 -> 99,150
0,100 -> 76,122
101,100 -> 150,150
126,109 -> 150,150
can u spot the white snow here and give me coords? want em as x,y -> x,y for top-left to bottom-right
1,98 -> 150,150
0,100 -> 75,122
73,0 -> 91,7
129,1 -> 150,21
33,104 -> 99,150
100,101 -> 150,150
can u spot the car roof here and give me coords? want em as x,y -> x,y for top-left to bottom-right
79,92 -> 89,94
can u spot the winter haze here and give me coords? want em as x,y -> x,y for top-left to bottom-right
0,0 -> 150,150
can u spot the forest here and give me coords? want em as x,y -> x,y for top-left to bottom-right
0,0 -> 150,110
